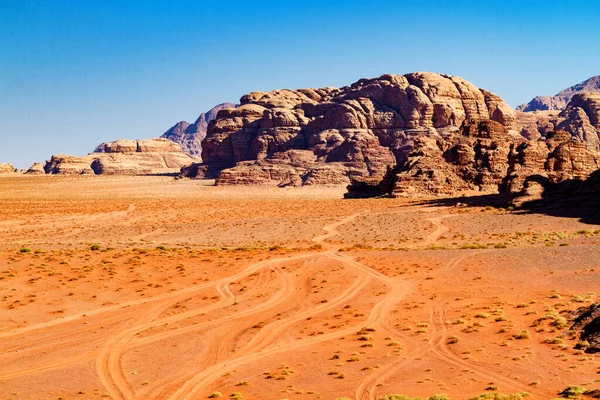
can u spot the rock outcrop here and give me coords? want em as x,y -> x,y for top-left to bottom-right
183,72 -> 517,186
504,130 -> 600,195
516,93 -> 600,152
25,163 -> 45,175
569,302 -> 600,354
375,120 -> 519,197
348,118 -> 600,199
161,103 -> 236,157
0,163 -> 16,173
44,139 -> 198,175
517,75 -> 600,112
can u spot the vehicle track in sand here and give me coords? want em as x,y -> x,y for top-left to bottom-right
1,205 -> 557,399
354,213 -> 553,400
164,210 -> 420,399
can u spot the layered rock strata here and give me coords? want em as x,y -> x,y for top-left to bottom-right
183,72 -> 517,186
350,119 -> 600,199
44,139 -> 198,175
517,94 -> 600,152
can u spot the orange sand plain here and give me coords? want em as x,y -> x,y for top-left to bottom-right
0,175 -> 599,400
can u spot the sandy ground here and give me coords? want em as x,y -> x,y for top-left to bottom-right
0,175 -> 599,400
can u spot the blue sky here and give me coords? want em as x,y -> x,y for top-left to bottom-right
1,0 -> 599,168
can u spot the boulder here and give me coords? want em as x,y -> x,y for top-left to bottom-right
569,302 -> 600,354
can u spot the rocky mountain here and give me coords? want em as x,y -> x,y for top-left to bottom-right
517,75 -> 600,112
0,163 -> 16,173
161,103 -> 236,157
43,138 -> 198,175
182,72 -> 517,186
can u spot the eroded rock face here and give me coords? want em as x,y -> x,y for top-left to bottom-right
161,103 -> 236,157
378,120 -> 516,197
516,94 -> 600,152
44,139 -> 198,175
186,72 -> 517,185
350,119 -> 600,199
569,302 -> 600,354
25,163 -> 45,175
505,130 -> 599,196
0,163 -> 17,173
517,75 -> 600,112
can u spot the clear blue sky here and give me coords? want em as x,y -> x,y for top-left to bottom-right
1,0 -> 599,168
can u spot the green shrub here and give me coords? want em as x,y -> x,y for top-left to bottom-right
558,386 -> 585,398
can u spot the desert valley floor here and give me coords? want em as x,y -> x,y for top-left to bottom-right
0,175 -> 599,400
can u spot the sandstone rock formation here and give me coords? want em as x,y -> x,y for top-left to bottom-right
25,163 -> 45,175
161,103 -> 236,157
44,138 -> 198,175
183,72 -> 517,186
569,302 -> 600,354
0,163 -> 16,173
504,130 -> 600,195
372,120 -> 519,197
516,93 -> 600,152
517,75 -> 600,112
348,119 -> 600,199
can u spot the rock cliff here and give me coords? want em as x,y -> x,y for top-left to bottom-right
349,119 -> 600,199
569,302 -> 600,354
183,72 -> 517,186
516,93 -> 600,152
44,138 -> 198,175
161,103 -> 236,157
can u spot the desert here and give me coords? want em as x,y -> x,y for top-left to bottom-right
3,2 -> 600,399
0,175 -> 598,399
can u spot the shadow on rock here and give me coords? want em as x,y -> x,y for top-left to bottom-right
411,170 -> 600,226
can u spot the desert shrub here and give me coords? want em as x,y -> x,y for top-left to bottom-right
470,393 -> 531,400
208,393 -> 223,398
20,247 -> 31,253
574,340 -> 590,350
378,395 -> 449,400
90,244 -> 101,251
558,386 -> 585,398
512,330 -> 530,340
447,336 -> 459,344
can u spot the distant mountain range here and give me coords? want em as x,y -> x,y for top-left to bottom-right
517,76 -> 600,112
160,102 -> 237,158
